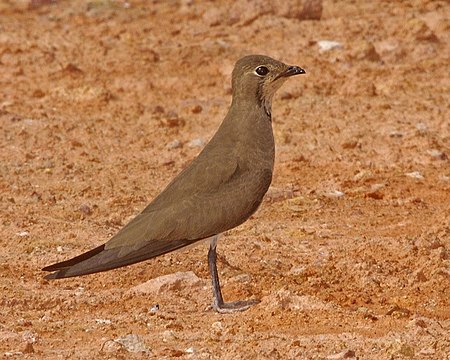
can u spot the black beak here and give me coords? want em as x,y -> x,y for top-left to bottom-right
275,65 -> 306,80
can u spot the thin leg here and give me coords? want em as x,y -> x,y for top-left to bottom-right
208,235 -> 259,313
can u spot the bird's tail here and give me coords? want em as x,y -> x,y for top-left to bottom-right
42,244 -> 106,279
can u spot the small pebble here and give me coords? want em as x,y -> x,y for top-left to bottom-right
427,149 -> 447,160
318,40 -> 342,52
191,104 -> 203,114
4,352 -> 23,357
167,139 -> 182,149
419,347 -> 435,356
162,330 -> 176,342
23,343 -> 34,354
79,204 -> 92,215
326,190 -> 345,198
188,138 -> 205,148
211,321 -> 223,331
416,122 -> 428,134
389,130 -> 403,138
405,171 -> 424,180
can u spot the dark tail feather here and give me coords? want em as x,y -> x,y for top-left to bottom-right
42,244 -> 105,272
42,238 -> 199,280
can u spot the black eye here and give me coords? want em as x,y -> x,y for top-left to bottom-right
255,66 -> 269,76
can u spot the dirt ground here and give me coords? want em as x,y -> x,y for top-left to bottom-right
0,0 -> 449,358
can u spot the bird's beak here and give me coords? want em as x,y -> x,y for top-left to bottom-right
275,66 -> 306,80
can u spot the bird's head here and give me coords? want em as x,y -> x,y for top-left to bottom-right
231,55 -> 305,117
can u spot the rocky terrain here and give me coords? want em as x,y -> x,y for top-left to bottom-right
0,0 -> 449,358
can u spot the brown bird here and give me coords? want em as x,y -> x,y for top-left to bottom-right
43,55 -> 305,313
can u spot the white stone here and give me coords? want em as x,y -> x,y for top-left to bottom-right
188,138 -> 205,148
405,171 -> 424,180
318,40 -> 342,52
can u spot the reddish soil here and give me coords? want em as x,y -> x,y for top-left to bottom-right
1,0 -> 449,358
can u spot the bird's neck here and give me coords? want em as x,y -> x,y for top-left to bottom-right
230,97 -> 272,122
224,99 -> 275,167
232,88 -> 274,119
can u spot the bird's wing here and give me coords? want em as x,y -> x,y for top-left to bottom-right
42,167 -> 272,279
105,164 -> 272,248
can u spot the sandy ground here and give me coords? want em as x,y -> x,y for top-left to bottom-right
1,0 -> 449,358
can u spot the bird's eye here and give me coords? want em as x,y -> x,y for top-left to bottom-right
255,66 -> 269,76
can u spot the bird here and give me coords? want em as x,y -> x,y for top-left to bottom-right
43,55 -> 305,313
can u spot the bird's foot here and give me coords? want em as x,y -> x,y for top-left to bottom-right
212,299 -> 260,314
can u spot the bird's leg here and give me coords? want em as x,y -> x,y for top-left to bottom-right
208,235 -> 259,313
